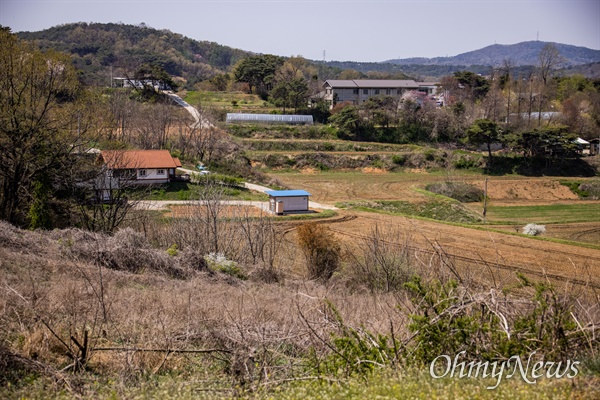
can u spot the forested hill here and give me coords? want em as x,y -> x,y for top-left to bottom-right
16,22 -> 252,86
385,41 -> 600,67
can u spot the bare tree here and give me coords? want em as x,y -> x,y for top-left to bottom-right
0,29 -> 92,226
536,44 -> 564,126
538,43 -> 563,86
346,224 -> 412,292
73,151 -> 147,234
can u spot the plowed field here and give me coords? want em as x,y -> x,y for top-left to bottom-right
272,172 -> 600,288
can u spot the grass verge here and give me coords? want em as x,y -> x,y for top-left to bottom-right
337,199 -> 482,224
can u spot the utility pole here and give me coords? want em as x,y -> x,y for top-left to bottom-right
483,178 -> 488,223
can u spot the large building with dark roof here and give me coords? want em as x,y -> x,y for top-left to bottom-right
320,79 -> 438,107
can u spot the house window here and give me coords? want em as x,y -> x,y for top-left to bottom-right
374,89 -> 380,95
157,169 -> 165,175
363,89 -> 369,95
397,89 -> 402,95
326,88 -> 332,94
386,89 -> 392,95
353,89 -> 358,95
138,169 -> 147,177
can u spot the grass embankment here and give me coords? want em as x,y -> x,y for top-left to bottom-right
337,198 -> 482,224
484,203 -> 600,224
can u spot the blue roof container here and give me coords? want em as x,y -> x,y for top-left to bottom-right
265,190 -> 311,197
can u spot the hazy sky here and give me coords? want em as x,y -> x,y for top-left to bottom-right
1,0 -> 599,62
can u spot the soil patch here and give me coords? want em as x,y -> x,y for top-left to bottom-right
167,205 -> 267,218
475,179 -> 578,201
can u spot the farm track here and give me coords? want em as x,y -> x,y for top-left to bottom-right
570,227 -> 600,240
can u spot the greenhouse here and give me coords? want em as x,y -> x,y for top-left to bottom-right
226,113 -> 313,125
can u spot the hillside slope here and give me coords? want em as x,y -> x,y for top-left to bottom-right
17,22 -> 251,86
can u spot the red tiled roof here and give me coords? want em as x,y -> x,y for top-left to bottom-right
172,157 -> 182,168
101,150 -> 180,169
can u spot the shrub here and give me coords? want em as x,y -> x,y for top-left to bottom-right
423,148 -> 436,161
578,180 -> 600,200
425,181 -> 484,203
205,252 -> 246,280
321,142 -> 335,151
392,154 -> 406,165
297,223 -> 341,281
166,243 -> 178,256
347,224 -> 412,292
522,223 -> 546,236
453,154 -> 478,169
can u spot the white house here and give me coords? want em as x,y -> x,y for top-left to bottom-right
99,150 -> 182,185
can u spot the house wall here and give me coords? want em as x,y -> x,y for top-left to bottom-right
326,86 -> 409,105
136,168 -> 170,184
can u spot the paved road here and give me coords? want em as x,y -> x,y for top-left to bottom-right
159,167 -> 339,212
165,91 -> 213,129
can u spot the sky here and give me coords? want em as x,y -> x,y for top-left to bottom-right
1,0 -> 599,62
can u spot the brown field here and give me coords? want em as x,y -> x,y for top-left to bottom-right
271,171 -> 600,289
273,172 -> 582,204
300,210 -> 600,289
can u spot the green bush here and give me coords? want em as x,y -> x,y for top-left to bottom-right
309,301 -> 402,377
321,142 -> 335,151
453,154 -> 478,169
423,148 -> 436,161
204,252 -> 246,280
199,173 -> 244,188
392,154 -> 406,165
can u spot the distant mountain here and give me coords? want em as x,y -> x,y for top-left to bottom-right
16,22 -> 252,87
385,41 -> 600,67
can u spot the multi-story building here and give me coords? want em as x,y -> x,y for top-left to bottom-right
319,79 -> 439,108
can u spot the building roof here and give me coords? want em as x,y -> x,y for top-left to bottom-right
265,190 -> 311,197
324,79 -> 420,89
226,113 -> 313,125
100,150 -> 180,169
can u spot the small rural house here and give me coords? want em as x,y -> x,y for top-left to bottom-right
319,79 -> 439,108
99,150 -> 182,185
266,190 -> 311,214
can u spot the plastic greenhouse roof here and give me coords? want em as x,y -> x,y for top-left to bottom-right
226,113 -> 313,124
